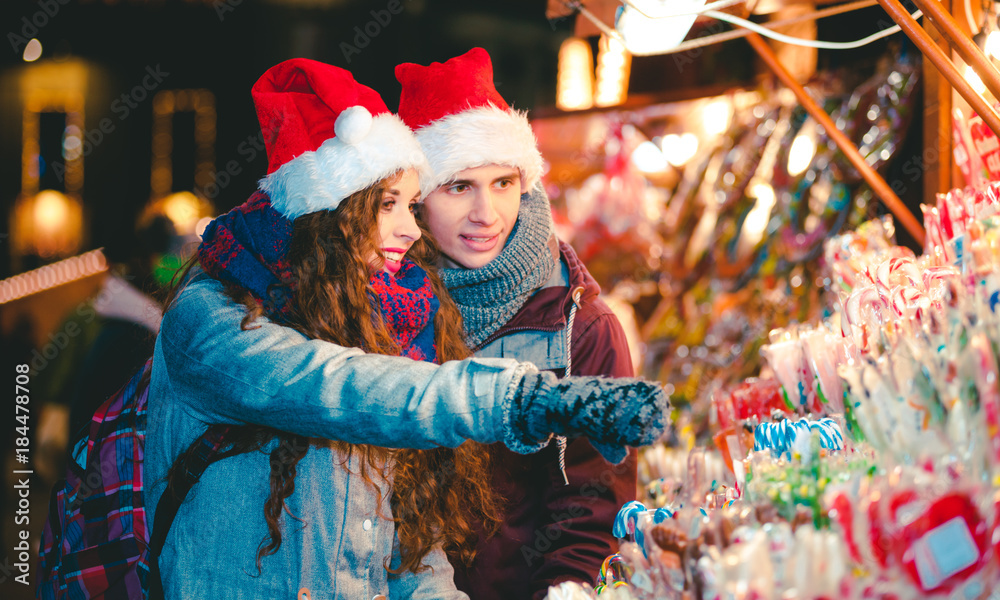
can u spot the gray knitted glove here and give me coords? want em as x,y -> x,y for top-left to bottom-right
502,370 -> 671,464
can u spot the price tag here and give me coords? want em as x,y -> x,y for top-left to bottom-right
911,516 -> 979,591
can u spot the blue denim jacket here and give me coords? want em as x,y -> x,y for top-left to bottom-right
145,274 -> 531,599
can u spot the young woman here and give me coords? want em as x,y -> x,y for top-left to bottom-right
146,60 -> 499,599
145,59 -> 670,599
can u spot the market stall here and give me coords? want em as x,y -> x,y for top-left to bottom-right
537,0 -> 1000,598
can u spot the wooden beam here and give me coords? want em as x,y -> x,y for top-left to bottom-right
923,2 -> 953,206
875,0 -> 1000,137
909,0 -> 1000,101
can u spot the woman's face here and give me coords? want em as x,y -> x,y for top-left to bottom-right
375,168 -> 422,275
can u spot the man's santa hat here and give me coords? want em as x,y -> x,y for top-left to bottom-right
253,58 -> 429,219
395,48 -> 544,196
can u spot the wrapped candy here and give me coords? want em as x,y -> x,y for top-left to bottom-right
825,465 -> 999,598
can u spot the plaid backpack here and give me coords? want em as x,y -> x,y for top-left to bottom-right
38,358 -> 230,600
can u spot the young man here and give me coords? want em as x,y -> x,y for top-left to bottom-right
395,47 -> 638,599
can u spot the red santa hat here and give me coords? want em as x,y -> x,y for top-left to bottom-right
253,58 -> 429,219
395,48 -> 544,196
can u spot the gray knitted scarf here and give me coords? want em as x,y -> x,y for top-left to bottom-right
440,186 -> 558,350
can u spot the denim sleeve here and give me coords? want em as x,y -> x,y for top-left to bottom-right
386,538 -> 468,600
155,276 -> 531,449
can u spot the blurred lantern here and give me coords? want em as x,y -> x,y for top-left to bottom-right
11,190 -> 84,259
594,34 -> 631,107
614,0 -> 704,55
557,37 -> 595,111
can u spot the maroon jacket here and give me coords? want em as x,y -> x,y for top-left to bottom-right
453,241 -> 638,600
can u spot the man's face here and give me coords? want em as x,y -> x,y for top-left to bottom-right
421,165 -> 522,269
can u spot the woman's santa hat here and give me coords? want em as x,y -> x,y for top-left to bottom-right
254,58 -> 429,219
395,48 -> 544,196
198,59 -> 429,319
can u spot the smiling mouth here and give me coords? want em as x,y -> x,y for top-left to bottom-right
461,234 -> 500,243
383,251 -> 405,261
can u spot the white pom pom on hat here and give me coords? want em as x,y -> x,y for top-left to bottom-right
334,106 -> 374,146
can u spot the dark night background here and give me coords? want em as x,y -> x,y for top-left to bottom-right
0,0 -> 582,280
0,0 -> 913,280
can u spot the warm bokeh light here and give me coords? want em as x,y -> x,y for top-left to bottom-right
12,190 -> 85,258
556,38 -> 594,111
144,191 -> 216,237
736,183 -> 777,259
632,141 -> 668,173
662,133 -> 700,167
195,216 -> 213,238
23,39 -> 42,62
702,100 -> 732,136
34,190 -> 71,234
965,64 -> 987,95
161,192 -> 203,235
787,132 -> 817,176
987,31 -> 1000,59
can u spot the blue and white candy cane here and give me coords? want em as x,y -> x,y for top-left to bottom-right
809,417 -> 844,450
789,419 -> 811,448
652,506 -> 674,524
613,501 -> 651,557
753,418 -> 844,456
613,501 -> 647,539
754,421 -> 787,454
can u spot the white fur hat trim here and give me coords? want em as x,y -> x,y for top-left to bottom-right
260,112 -> 430,219
414,104 -> 544,197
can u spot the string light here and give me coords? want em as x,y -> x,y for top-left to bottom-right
0,249 -> 107,305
